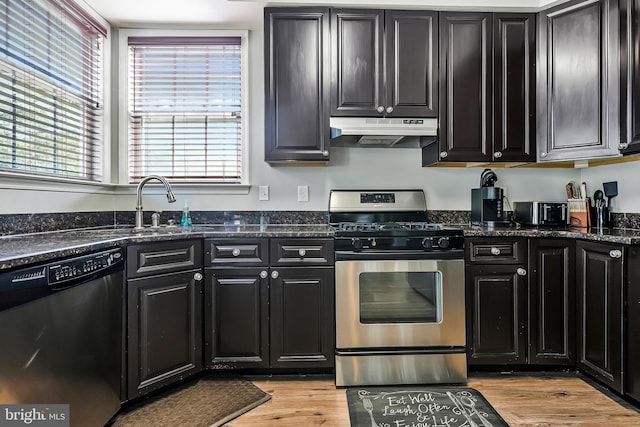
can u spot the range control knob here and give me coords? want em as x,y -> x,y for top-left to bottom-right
422,238 -> 434,249
437,237 -> 451,249
351,238 -> 363,250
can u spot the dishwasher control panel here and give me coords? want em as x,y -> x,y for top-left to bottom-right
48,248 -> 124,284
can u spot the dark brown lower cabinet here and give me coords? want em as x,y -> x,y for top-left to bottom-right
466,238 -> 575,367
576,240 -> 624,393
204,268 -> 269,369
270,267 -> 334,369
626,246 -> 640,403
126,269 -> 203,399
204,265 -> 334,371
528,239 -> 575,365
466,265 -> 527,365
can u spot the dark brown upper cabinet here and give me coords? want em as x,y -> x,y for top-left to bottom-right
424,12 -> 535,165
331,9 -> 438,118
264,8 -> 331,163
537,0 -> 620,162
620,0 -> 640,155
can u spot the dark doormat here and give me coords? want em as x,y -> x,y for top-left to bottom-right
112,375 -> 271,427
347,386 -> 508,427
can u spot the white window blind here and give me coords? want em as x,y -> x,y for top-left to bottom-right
128,37 -> 243,183
0,0 -> 105,181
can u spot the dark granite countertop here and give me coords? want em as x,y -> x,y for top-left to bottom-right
3,223 -> 640,271
461,225 -> 640,245
0,224 -> 335,270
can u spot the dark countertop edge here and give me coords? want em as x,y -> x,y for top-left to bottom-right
0,226 -> 335,270
3,225 -> 640,271
462,226 -> 640,245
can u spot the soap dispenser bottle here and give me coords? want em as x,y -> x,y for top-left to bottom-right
180,201 -> 192,227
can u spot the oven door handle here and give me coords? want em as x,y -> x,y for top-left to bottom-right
335,250 -> 464,261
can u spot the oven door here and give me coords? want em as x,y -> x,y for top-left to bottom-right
335,258 -> 465,349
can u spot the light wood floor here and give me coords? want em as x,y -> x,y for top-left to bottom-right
227,373 -> 640,426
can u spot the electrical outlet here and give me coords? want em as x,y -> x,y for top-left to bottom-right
297,185 -> 309,202
259,185 -> 269,201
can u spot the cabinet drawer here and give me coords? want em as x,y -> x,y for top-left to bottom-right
205,239 -> 268,266
270,238 -> 334,266
127,240 -> 203,279
465,238 -> 527,264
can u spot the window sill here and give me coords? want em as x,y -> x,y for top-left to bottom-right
0,172 -> 251,196
0,171 -> 115,194
112,183 -> 251,196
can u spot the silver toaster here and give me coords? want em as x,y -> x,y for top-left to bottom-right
512,201 -> 568,226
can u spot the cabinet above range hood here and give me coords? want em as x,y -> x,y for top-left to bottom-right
329,117 -> 438,148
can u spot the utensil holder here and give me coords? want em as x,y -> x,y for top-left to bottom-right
568,199 -> 590,228
590,206 -> 610,228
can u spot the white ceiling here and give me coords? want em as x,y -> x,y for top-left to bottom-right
83,0 -> 570,27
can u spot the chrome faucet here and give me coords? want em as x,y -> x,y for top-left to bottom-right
134,175 -> 176,230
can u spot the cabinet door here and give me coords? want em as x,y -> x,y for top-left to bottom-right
264,8 -> 330,162
620,0 -> 640,155
466,265 -> 527,365
127,239 -> 202,279
331,9 -> 384,116
127,269 -> 203,399
270,267 -> 334,369
529,239 -> 575,365
576,241 -> 624,393
204,268 -> 269,369
537,0 -> 620,162
493,13 -> 536,162
625,246 -> 640,403
385,10 -> 438,117
438,12 -> 492,162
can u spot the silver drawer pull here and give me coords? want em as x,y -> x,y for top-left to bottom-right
440,151 -> 448,158
193,272 -> 203,281
610,250 -> 622,259
260,270 -> 268,279
516,268 -> 527,276
490,247 -> 501,255
298,249 -> 306,257
271,270 -> 279,279
231,248 -> 241,257
619,142 -> 629,150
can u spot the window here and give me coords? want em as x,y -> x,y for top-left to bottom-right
0,0 -> 105,181
127,35 -> 245,184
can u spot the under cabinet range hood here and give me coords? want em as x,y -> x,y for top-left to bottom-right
329,117 -> 438,148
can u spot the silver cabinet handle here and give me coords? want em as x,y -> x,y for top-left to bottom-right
377,106 -> 384,113
494,151 -> 503,159
260,270 -> 268,279
231,248 -> 240,257
322,150 -> 329,157
193,272 -> 203,281
298,249 -> 306,257
610,249 -> 622,259
440,151 -> 448,158
516,268 -> 527,276
386,106 -> 394,114
271,270 -> 279,279
491,247 -> 501,255
619,142 -> 629,150
541,152 -> 547,157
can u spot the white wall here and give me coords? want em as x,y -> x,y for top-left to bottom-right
580,163 -> 640,213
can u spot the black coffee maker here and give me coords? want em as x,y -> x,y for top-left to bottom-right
471,169 -> 509,226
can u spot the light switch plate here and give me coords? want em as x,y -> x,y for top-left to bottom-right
297,185 -> 309,202
259,185 -> 269,201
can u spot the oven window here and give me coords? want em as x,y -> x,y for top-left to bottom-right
359,272 -> 442,323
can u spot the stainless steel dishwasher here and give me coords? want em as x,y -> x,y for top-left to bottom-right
0,247 -> 124,427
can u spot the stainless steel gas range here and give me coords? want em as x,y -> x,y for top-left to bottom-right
329,189 -> 467,387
